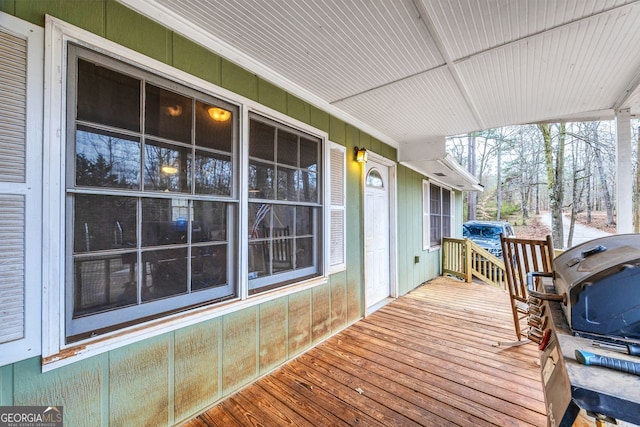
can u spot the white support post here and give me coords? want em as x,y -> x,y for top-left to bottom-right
616,108 -> 633,233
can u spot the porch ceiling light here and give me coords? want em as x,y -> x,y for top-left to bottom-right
165,105 -> 183,117
161,165 -> 178,175
354,146 -> 368,163
207,106 -> 231,122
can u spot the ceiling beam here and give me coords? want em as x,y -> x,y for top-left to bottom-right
411,0 -> 485,132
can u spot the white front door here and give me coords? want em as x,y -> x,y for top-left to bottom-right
364,160 -> 390,310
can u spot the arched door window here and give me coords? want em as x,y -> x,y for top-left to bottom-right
366,168 -> 384,188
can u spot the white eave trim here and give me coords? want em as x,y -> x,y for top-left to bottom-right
401,154 -> 484,192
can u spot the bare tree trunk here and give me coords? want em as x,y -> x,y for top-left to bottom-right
586,172 -> 592,223
535,145 -> 541,215
496,140 -> 502,220
591,127 -> 615,225
539,123 -> 565,248
568,170 -> 585,248
635,126 -> 640,233
467,133 -> 477,220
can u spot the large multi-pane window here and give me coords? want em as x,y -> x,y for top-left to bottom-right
247,115 -> 322,293
66,45 -> 238,341
423,180 -> 452,248
64,45 -> 325,342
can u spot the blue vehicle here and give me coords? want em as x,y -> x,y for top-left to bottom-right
463,220 -> 515,259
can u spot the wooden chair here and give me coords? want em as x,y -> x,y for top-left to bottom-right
499,234 -> 555,345
262,226 -> 293,272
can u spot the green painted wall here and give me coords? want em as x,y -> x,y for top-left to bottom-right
0,1 -> 447,425
397,165 -> 443,296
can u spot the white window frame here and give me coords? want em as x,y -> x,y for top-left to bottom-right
422,180 -> 454,250
0,13 -> 43,367
43,16 -> 332,370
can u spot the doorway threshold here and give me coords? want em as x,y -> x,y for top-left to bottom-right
366,297 -> 394,316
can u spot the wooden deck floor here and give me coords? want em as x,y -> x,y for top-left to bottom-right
183,277 -> 547,427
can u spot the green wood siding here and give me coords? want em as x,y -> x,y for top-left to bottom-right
222,308 -> 258,394
312,283 -> 331,342
221,59 -> 258,100
173,33 -> 222,86
258,78 -> 287,114
13,354 -> 106,426
11,0 -> 105,34
330,271 -> 348,330
174,319 -> 221,422
287,290 -> 312,357
287,94 -> 311,123
0,2 -> 449,425
310,105 -> 330,134
397,165 -> 444,296
109,336 -> 170,425
105,1 -> 171,63
259,299 -> 288,374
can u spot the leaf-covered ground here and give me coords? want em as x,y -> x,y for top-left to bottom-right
512,215 -> 551,239
512,211 -> 615,239
570,211 -> 616,233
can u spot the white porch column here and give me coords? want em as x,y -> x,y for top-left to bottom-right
616,108 -> 633,233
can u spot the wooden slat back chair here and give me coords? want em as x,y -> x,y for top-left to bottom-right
264,226 -> 293,271
499,234 -> 555,344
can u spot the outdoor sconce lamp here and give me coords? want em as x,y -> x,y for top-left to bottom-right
354,146 -> 368,163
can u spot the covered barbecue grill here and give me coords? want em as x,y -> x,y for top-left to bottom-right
535,234 -> 640,426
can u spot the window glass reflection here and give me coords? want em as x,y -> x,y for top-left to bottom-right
194,151 -> 232,195
277,130 -> 297,166
145,84 -> 192,144
142,248 -> 188,301
277,167 -> 297,201
73,253 -> 138,316
272,205 -> 295,232
73,194 -> 137,253
144,139 -> 191,193
295,237 -> 313,269
77,59 -> 140,131
300,137 -> 318,170
366,169 -> 384,188
249,203 -> 272,239
248,241 -> 270,278
192,245 -> 227,290
248,161 -> 274,199
296,206 -> 314,236
272,232 -> 294,273
142,198 -> 189,246
249,119 -> 275,161
76,126 -> 140,189
193,201 -> 228,242
196,100 -> 233,153
299,171 -> 317,202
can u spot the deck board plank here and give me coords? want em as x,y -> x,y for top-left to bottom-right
182,277 -> 547,426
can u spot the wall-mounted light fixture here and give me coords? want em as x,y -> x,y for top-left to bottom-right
207,107 -> 231,122
354,146 -> 368,163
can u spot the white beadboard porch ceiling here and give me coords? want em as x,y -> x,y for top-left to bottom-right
122,0 -> 640,148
